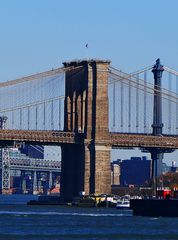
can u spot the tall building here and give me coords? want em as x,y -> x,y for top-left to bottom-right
120,156 -> 151,187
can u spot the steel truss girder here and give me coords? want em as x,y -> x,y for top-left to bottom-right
1,148 -> 10,190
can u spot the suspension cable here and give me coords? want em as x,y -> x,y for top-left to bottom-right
110,65 -> 153,76
109,69 -> 178,97
109,73 -> 178,105
0,65 -> 83,88
164,66 -> 178,76
0,95 -> 65,113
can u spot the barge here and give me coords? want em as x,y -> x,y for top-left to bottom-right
130,188 -> 178,217
130,198 -> 178,217
27,195 -> 64,205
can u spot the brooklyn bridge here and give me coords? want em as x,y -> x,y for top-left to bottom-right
0,58 -> 178,201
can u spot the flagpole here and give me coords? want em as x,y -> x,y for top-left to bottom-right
85,44 -> 89,60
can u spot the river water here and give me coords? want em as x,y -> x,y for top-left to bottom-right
0,195 -> 178,240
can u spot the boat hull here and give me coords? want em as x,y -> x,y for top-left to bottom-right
116,206 -> 130,210
27,195 -> 65,205
130,199 -> 178,217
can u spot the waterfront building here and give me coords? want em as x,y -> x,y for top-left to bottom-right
111,163 -> 120,185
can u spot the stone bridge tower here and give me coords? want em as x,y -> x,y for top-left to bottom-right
61,60 -> 111,201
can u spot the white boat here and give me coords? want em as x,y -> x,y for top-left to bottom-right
116,195 -> 130,209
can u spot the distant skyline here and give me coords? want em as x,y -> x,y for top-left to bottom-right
111,148 -> 178,166
1,0 -> 178,165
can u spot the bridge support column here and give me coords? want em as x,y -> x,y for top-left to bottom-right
150,149 -> 164,195
93,145 -> 111,195
150,59 -> 164,194
33,171 -> 38,194
62,59 -> 111,202
49,171 -> 53,189
22,178 -> 27,194
0,148 -> 11,194
61,143 -> 111,202
60,144 -> 85,202
84,144 -> 111,195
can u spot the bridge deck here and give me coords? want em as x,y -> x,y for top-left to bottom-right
9,158 -> 61,172
110,133 -> 178,149
0,129 -> 178,149
0,129 -> 82,145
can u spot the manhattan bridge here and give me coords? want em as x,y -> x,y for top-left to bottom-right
0,58 -> 178,201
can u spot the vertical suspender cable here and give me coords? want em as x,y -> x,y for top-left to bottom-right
44,102 -> 46,130
121,77 -> 123,131
51,100 -> 54,130
59,99 -> 61,130
136,73 -> 139,133
168,72 -> 172,134
144,71 -> 147,133
12,111 -> 14,129
176,75 -> 178,135
128,75 -> 131,132
113,83 -> 116,128
28,106 -> 30,130
36,104 -> 38,130
20,108 -> 22,130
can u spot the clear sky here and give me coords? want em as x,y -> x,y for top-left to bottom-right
1,0 -> 178,81
0,0 -> 178,165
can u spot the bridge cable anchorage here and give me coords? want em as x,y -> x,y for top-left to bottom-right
109,71 -> 178,104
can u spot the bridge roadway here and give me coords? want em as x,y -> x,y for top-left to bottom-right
110,133 -> 178,149
0,129 -> 83,146
0,129 -> 178,149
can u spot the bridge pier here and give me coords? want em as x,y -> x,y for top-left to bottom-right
84,144 -> 111,196
61,143 -> 111,202
150,149 -> 164,195
149,59 -> 164,194
60,144 -> 85,202
61,59 -> 111,202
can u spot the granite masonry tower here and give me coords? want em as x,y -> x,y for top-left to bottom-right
60,60 -> 111,201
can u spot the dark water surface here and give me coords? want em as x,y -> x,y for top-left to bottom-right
0,195 -> 178,240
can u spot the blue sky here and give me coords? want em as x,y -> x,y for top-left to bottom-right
1,0 -> 178,81
1,0 -> 178,164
